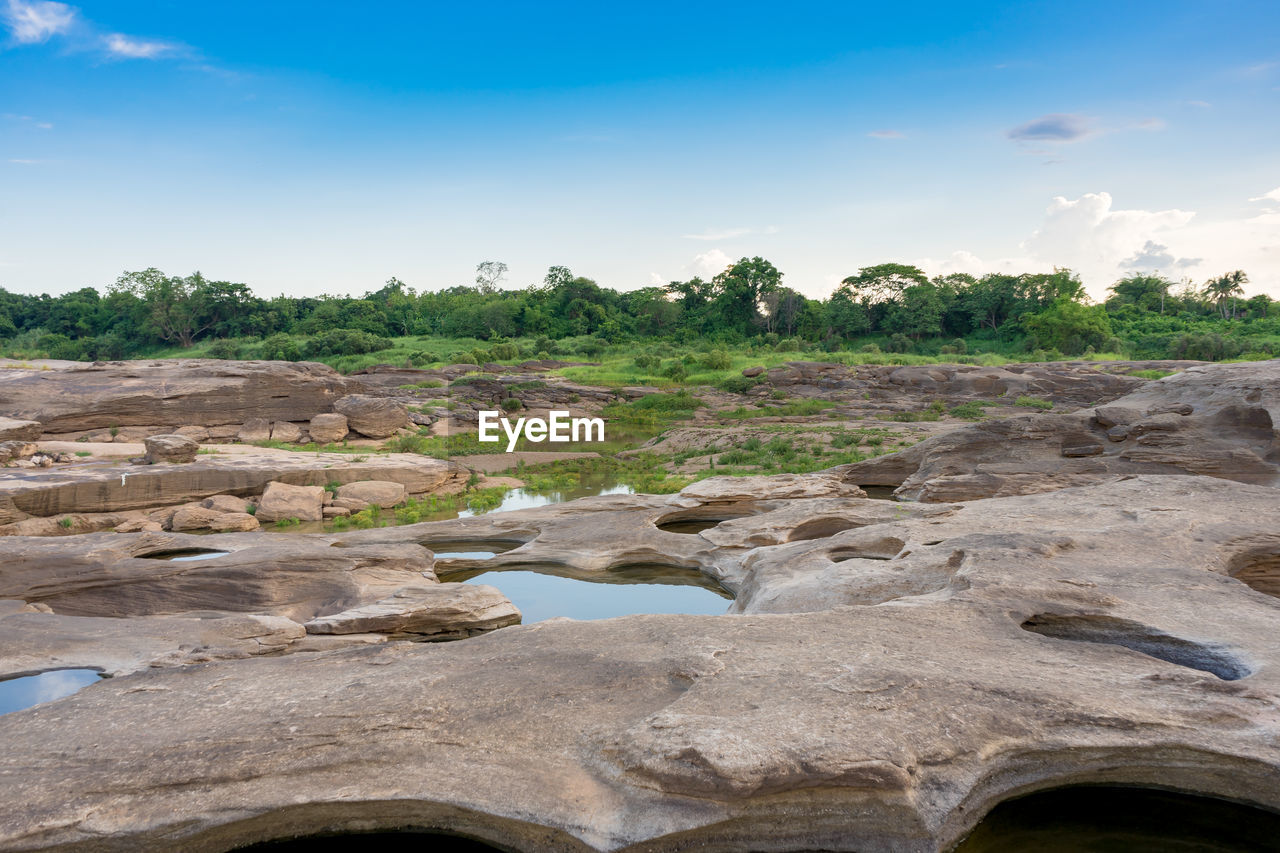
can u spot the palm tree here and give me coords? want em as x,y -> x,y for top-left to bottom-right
1204,270 -> 1248,319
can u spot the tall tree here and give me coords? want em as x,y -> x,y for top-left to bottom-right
1205,270 -> 1248,319
475,261 -> 508,295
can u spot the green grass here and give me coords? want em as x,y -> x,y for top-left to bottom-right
1015,395 -> 1055,410
948,400 -> 994,420
1130,369 -> 1175,380
719,399 -> 837,419
74,450 -> 92,457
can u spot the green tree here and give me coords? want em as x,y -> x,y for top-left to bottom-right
110,269 -> 252,348
1022,297 -> 1113,354
1204,270 -> 1248,319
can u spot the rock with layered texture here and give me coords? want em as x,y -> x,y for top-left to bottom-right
307,412 -> 349,443
334,480 -> 407,508
303,583 -> 520,639
0,446 -> 467,525
2,475 -> 1280,851
0,416 -> 42,441
0,359 -> 358,433
255,481 -> 325,522
835,360 -> 1280,501
333,394 -> 412,439
141,434 -> 199,464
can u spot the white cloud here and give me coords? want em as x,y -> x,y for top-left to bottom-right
1007,113 -> 1095,142
103,33 -> 177,59
2,0 -> 74,44
1187,100 -> 1212,108
866,129 -> 905,139
917,190 -> 1280,298
688,249 -> 733,278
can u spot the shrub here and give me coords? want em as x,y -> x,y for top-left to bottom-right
701,349 -> 732,370
949,401 -> 987,420
634,353 -> 661,371
489,341 -> 519,360
717,375 -> 759,394
500,397 -> 522,412
303,329 -> 393,358
662,360 -> 688,382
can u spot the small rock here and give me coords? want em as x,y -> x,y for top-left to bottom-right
333,395 -> 411,439
323,506 -> 351,518
237,418 -> 272,444
1106,425 -> 1130,442
335,481 -> 407,508
203,494 -> 252,514
256,481 -> 325,522
331,496 -> 371,511
173,425 -> 211,442
170,506 -> 229,531
741,366 -> 765,377
141,434 -> 199,464
1094,406 -> 1142,428
113,518 -> 164,533
270,422 -> 303,443
308,413 -> 349,444
0,417 -> 43,442
209,512 -> 260,533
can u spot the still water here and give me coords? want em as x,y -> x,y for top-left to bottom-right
455,563 -> 732,623
0,669 -> 101,716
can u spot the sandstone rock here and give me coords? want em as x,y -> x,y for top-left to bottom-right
3,476 -> 1280,852
0,441 -> 37,464
322,506 -> 351,518
237,418 -> 271,443
741,366 -> 765,377
206,425 -> 240,440
173,425 -> 210,442
335,480 -> 406,508
331,496 -> 370,511
1106,425 -> 1130,442
256,481 -> 325,523
203,494 -> 252,514
0,416 -> 42,442
1093,405 -> 1142,427
308,413 -> 349,443
170,506 -> 229,531
141,434 -> 199,464
303,584 -> 520,639
333,395 -> 411,439
114,518 -> 163,533
0,359 -> 357,433
209,512 -> 259,533
270,421 -> 303,443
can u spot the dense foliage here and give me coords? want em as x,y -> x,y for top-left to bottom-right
1,260 -> 1275,365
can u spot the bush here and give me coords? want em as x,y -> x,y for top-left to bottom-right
303,329 -> 393,358
858,343 -> 882,354
717,375 -> 759,394
258,333 -> 304,361
701,349 -> 732,370
500,397 -> 522,412
887,333 -> 914,353
208,339 -> 242,360
949,401 -> 987,420
662,360 -> 688,382
634,353 -> 661,371
489,341 -> 519,360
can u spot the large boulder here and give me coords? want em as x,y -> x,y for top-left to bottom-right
0,417 -> 42,442
270,422 -> 303,443
334,481 -> 407,508
0,359 -> 357,432
237,418 -> 271,444
308,413 -> 349,443
333,395 -> 411,439
303,584 -> 520,639
141,434 -> 199,464
255,482 -> 325,522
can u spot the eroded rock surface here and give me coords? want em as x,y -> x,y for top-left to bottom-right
2,474 -> 1280,852
837,360 -> 1280,500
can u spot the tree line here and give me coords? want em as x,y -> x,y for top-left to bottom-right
1,258 -> 1275,363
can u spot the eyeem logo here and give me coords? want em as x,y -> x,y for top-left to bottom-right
478,410 -> 605,452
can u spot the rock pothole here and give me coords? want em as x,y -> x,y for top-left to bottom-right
1020,614 -> 1252,680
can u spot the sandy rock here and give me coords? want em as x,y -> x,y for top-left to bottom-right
172,425 -> 210,442
209,512 -> 260,533
256,481 -> 325,522
237,418 -> 271,443
334,480 -> 407,508
203,494 -> 251,514
333,395 -> 411,439
331,496 -> 370,511
322,506 -> 351,518
114,518 -> 163,533
741,366 -> 765,377
170,506 -> 228,531
270,421 -> 303,443
0,416 -> 42,441
0,359 -> 357,433
0,441 -> 37,464
141,434 -> 199,464
303,583 -> 520,639
308,413 -> 349,443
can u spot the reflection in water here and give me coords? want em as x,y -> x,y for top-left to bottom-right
0,669 -> 101,715
955,786 -> 1280,852
458,483 -> 632,517
236,831 -> 502,851
859,485 -> 898,500
456,564 -> 732,623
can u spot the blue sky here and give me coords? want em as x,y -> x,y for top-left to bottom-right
2,0 -> 1279,299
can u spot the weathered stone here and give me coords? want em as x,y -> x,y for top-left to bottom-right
303,584 -> 520,638
173,425 -> 210,442
741,366 -> 765,377
0,359 -> 357,432
0,441 -> 37,464
1106,424 -> 1130,442
0,416 -> 42,442
208,512 -> 260,533
322,506 -> 351,518
170,506 -> 229,531
1061,439 -> 1104,457
114,518 -> 163,533
203,494 -> 252,514
237,418 -> 271,443
308,413 -> 349,443
331,496 -> 370,511
1094,405 -> 1142,427
334,480 -> 407,508
269,421 -> 303,443
256,481 -> 325,522
141,434 -> 199,464
333,395 -> 411,439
